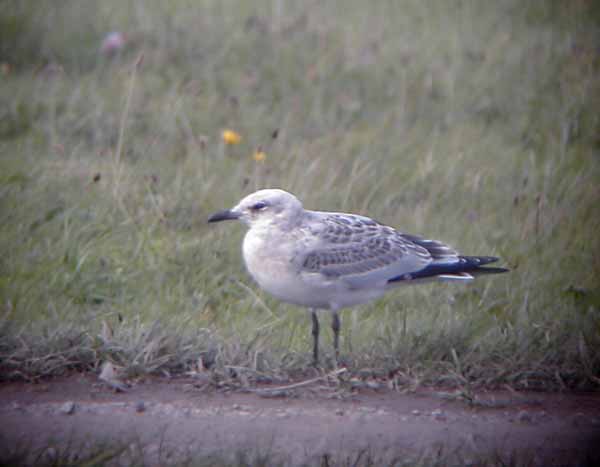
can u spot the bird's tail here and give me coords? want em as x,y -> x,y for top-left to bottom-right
457,256 -> 509,276
389,256 -> 508,283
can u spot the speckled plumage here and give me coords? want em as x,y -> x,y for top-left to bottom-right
208,189 -> 507,364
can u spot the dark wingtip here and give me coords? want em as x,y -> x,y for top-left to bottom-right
461,256 -> 509,274
462,256 -> 499,266
470,266 -> 509,275
388,256 -> 509,283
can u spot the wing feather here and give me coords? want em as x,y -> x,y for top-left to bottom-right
298,212 -> 439,288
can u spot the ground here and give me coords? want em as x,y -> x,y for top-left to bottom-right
1,375 -> 599,466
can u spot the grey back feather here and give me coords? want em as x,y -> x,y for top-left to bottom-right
298,212 -> 441,288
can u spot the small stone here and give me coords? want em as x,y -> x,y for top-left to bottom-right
572,412 -> 586,427
45,447 -> 57,460
135,401 -> 146,413
517,410 -> 533,424
350,380 -> 365,389
255,375 -> 274,384
99,362 -> 129,392
10,402 -> 23,411
411,409 -> 421,416
145,443 -> 159,456
258,389 -> 290,398
59,401 -> 76,415
366,381 -> 382,390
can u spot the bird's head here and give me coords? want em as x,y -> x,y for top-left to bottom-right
208,189 -> 303,229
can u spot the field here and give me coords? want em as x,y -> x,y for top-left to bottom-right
1,0 -> 600,464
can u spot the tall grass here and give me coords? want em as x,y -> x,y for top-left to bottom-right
1,0 -> 599,388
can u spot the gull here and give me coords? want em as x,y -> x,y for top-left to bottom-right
208,189 -> 508,365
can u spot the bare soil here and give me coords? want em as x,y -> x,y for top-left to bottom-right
1,374 -> 599,466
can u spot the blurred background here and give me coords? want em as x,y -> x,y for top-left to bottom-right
1,0 -> 599,389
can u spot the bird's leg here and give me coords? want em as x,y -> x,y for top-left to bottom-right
311,309 -> 320,366
331,311 -> 340,364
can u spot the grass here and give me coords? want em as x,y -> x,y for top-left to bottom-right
0,0 -> 599,390
2,439 -> 593,467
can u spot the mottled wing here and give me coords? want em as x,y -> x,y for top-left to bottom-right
299,212 -> 448,288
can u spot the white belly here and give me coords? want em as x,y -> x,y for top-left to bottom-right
241,229 -> 386,310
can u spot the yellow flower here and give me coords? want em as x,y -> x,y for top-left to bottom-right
253,149 -> 266,162
221,129 -> 241,145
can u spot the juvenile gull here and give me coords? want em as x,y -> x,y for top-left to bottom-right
208,189 -> 507,365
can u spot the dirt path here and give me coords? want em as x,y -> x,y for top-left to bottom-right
1,375 -> 599,465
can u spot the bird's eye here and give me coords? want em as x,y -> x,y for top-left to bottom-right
250,201 -> 268,211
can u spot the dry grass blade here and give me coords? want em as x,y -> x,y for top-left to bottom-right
252,368 -> 348,395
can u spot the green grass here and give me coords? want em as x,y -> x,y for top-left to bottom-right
1,439 -> 589,467
1,0 -> 599,389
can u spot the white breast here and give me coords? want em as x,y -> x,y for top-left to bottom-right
242,228 -> 335,309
